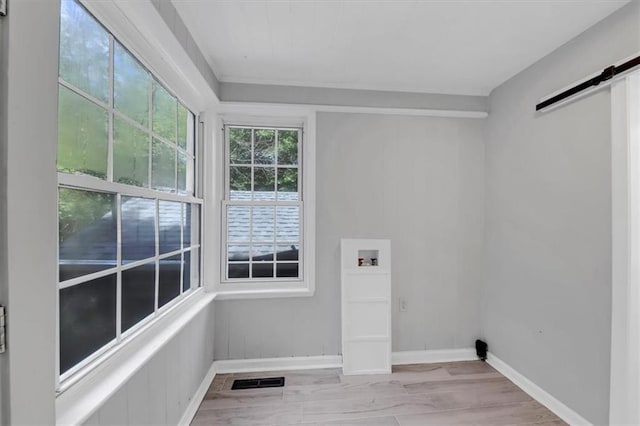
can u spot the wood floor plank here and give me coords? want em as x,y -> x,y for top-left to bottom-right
201,387 -> 284,409
395,401 -> 564,425
301,392 -> 468,423
403,376 -> 511,394
191,402 -> 302,426
284,380 -> 408,402
444,361 -> 497,376
299,415 -> 401,425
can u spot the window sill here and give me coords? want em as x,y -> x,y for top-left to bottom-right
55,289 -> 215,425
214,285 -> 315,300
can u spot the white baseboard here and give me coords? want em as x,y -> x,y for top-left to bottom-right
486,352 -> 591,426
178,361 -> 216,426
213,355 -> 343,374
213,349 -> 478,375
392,348 -> 477,365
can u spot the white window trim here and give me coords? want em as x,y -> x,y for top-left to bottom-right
610,70 -> 640,426
212,106 -> 316,299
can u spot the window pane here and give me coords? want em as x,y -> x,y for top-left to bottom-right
121,197 -> 156,264
177,103 -> 188,149
57,86 -> 108,179
158,255 -> 181,308
113,118 -> 149,187
59,274 -> 116,374
114,43 -> 150,126
122,263 -> 155,332
228,245 -> 250,261
59,188 -> 116,281
277,244 -> 299,261
276,206 -> 299,242
229,166 -> 251,200
187,111 -> 196,155
229,128 -> 251,164
252,245 -> 275,261
227,206 -> 250,242
252,206 -> 275,242
159,201 -> 182,254
177,152 -> 187,194
253,263 -> 274,278
152,80 -> 177,142
254,129 -> 275,164
59,0 -> 109,102
278,130 -> 298,165
254,167 -> 275,201
276,263 -> 299,278
277,168 -> 298,201
229,263 -> 249,279
182,251 -> 190,292
152,139 -> 176,192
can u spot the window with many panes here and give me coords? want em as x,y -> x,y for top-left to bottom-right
57,0 -> 202,379
223,125 -> 303,281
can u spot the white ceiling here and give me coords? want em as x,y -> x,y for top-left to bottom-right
172,0 -> 629,96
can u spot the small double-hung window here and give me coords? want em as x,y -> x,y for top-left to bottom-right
223,125 -> 304,283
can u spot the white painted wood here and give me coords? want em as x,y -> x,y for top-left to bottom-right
213,355 -> 343,374
178,362 -> 217,426
487,352 -> 591,426
0,1 -> 59,424
98,389 -> 128,426
125,366 -> 151,425
610,71 -> 640,426
341,239 -> 392,375
173,0 -> 627,95
56,292 -> 214,425
220,101 -> 488,119
392,349 -> 477,365
147,348 -> 168,426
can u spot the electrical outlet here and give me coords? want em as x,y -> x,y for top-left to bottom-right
399,298 -> 407,312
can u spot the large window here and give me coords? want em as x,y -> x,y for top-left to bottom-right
223,125 -> 303,282
57,0 -> 202,380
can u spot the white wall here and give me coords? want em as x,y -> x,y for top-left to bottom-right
483,2 -> 640,424
214,112 -> 485,359
81,303 -> 215,426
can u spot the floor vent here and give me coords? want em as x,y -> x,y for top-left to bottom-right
231,377 -> 285,390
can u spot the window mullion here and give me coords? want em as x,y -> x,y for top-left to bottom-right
107,35 -> 114,183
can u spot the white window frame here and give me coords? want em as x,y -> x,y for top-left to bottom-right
214,107 -> 316,299
55,0 -> 205,389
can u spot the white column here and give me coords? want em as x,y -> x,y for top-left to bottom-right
0,0 -> 60,424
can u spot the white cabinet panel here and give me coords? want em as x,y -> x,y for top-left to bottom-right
341,239 -> 391,375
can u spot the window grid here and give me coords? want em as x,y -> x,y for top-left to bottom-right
223,125 -> 303,282
57,0 -> 202,383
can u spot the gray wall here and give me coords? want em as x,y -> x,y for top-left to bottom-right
215,112 -> 485,359
482,2 -> 640,424
82,303 -> 215,426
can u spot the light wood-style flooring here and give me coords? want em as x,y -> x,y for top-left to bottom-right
191,361 -> 566,425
